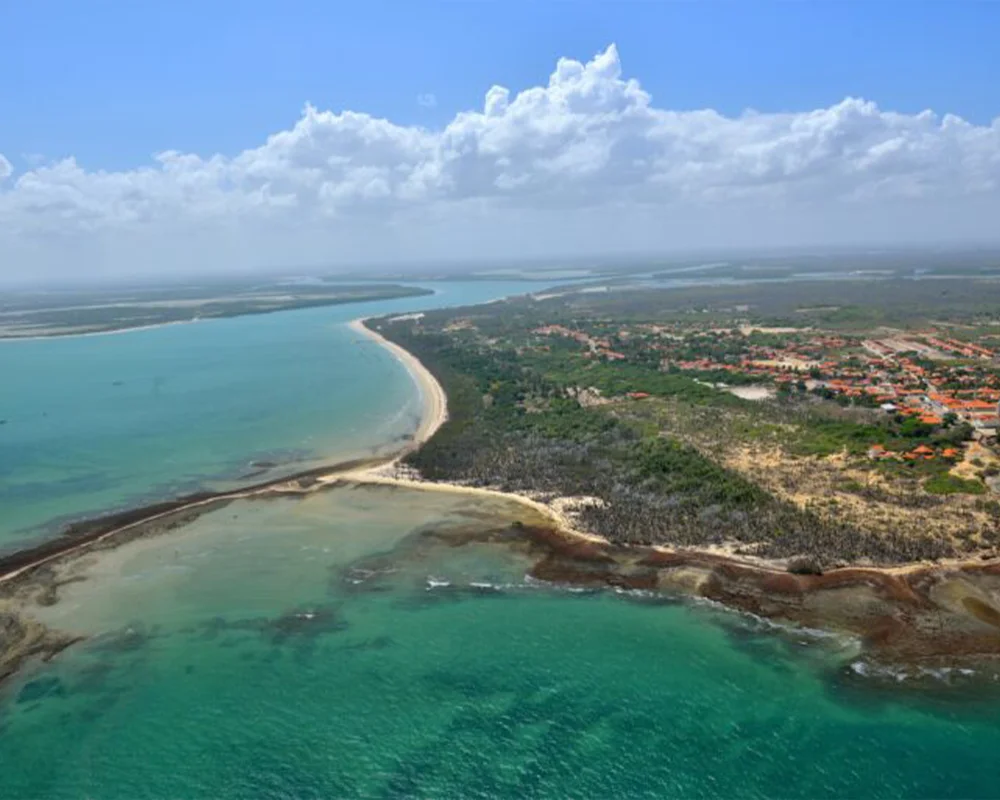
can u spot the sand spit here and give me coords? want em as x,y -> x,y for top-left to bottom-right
0,320 -> 194,343
0,458 -> 389,586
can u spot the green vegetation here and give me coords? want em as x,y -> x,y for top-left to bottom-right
786,415 -> 974,458
924,474 -> 987,495
368,270 -> 1000,564
524,356 -> 736,405
542,276 -> 1000,332
373,301 -> 996,563
635,438 -> 767,507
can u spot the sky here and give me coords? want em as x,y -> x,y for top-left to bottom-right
1,0 -> 999,284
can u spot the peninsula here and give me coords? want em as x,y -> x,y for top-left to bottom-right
364,277 -> 1000,669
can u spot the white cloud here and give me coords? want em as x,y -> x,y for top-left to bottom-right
417,93 -> 437,109
2,44 -> 1000,282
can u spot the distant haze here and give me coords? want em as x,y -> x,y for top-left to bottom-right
2,45 -> 1000,286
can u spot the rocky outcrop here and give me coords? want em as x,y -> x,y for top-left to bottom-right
0,606 -> 78,683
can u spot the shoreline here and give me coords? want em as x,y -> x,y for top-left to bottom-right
342,320 -> 1000,667
0,317 -> 448,587
3,316 -> 1000,675
0,316 -> 445,586
348,317 -> 448,447
0,319 -> 194,343
0,287 -> 436,343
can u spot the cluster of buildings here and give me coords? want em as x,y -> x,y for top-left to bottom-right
532,325 -> 627,361
848,336 -> 1000,438
867,443 -> 961,462
530,322 -> 1000,440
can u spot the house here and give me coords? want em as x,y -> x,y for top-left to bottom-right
867,444 -> 889,459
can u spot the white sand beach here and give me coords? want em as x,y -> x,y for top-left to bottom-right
348,318 -> 448,447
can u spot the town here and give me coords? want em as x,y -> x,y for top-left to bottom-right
530,320 -> 1000,466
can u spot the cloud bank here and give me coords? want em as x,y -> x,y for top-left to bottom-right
2,44 -> 999,282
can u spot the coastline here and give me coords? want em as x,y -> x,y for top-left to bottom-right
342,319 -> 1000,669
348,318 -> 448,447
0,319 -> 194,343
3,315 -> 1000,679
0,317 -> 446,588
0,287 -> 436,343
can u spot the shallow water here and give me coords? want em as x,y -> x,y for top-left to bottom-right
4,484 -> 1000,799
0,280 -> 542,549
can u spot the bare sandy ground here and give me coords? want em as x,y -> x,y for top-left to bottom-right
726,385 -> 776,401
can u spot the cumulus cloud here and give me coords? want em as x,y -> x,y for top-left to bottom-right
2,44 -> 1000,282
416,93 -> 437,109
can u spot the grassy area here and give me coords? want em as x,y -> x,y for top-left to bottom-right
924,474 -> 987,495
520,353 -> 741,406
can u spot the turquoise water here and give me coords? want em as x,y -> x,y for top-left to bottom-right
3,484 -> 1000,799
0,281 -> 541,550
4,280 -> 1000,798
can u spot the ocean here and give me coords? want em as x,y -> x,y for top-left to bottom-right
2,282 -> 1000,798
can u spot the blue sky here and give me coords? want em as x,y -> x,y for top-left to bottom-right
1,1 -> 999,282
3,1 -> 997,170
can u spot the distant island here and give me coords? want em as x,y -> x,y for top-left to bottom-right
0,280 -> 433,339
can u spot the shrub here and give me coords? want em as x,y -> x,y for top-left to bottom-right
787,556 -> 824,575
924,473 -> 986,495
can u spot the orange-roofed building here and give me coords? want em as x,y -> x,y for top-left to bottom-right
867,444 -> 890,459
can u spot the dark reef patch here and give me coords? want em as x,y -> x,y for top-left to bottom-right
193,604 -> 349,649
16,675 -> 66,705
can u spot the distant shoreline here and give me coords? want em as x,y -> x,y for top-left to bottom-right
0,319 -> 193,343
0,286 -> 435,342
